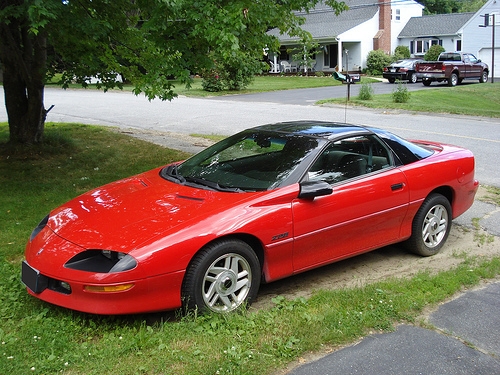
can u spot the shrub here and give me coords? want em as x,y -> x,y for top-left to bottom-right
358,83 -> 374,100
366,50 -> 392,75
424,45 -> 445,61
394,46 -> 411,60
201,70 -> 225,92
392,82 -> 410,103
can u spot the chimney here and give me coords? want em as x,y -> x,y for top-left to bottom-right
373,0 -> 392,53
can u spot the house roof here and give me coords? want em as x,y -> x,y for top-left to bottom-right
398,12 -> 474,38
268,0 -> 379,42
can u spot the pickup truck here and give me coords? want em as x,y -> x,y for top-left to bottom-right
415,52 -> 489,87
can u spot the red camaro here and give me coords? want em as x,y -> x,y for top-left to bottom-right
22,121 -> 478,315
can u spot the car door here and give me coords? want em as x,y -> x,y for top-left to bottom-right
461,54 -> 471,78
466,54 -> 482,77
291,135 -> 410,273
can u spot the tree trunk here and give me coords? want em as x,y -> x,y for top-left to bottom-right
0,7 -> 47,145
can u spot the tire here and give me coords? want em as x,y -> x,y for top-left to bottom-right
388,78 -> 395,84
409,73 -> 417,84
182,239 -> 261,313
480,70 -> 488,83
405,193 -> 452,257
422,79 -> 432,86
448,73 -> 458,87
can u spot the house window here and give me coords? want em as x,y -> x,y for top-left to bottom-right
415,40 -> 424,54
456,40 -> 462,51
395,9 -> 401,21
279,47 -> 289,61
410,39 -> 442,54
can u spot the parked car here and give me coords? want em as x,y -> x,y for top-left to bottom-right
22,121 -> 479,315
383,59 -> 423,83
415,52 -> 489,87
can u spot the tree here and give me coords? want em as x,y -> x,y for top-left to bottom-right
0,0 -> 347,145
289,35 -> 319,74
418,0 -> 486,14
419,0 -> 460,14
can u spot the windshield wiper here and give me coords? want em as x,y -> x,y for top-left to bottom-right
184,176 -> 244,193
163,164 -> 186,183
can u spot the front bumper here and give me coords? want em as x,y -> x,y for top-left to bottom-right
22,260 -> 185,315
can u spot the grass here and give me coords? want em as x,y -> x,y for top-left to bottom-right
48,74 -> 379,98
318,82 -> 500,118
1,123 -> 500,375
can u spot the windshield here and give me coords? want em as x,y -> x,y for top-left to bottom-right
161,130 -> 321,192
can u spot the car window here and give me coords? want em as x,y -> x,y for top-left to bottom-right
468,54 -> 478,64
174,131 -> 321,191
307,135 -> 392,184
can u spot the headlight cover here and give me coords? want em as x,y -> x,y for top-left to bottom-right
65,250 -> 137,273
30,215 -> 49,241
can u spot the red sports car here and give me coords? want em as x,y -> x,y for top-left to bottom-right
22,121 -> 479,315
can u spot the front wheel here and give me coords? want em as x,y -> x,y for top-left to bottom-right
480,70 -> 488,83
182,239 -> 261,313
409,73 -> 417,84
405,194 -> 452,256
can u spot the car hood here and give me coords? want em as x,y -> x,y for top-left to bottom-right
47,167 -> 261,252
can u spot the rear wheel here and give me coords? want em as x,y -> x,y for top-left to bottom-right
448,73 -> 458,87
405,193 -> 452,256
422,79 -> 432,86
182,239 -> 261,314
388,78 -> 395,83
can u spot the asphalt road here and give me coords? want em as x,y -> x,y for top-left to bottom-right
289,282 -> 500,375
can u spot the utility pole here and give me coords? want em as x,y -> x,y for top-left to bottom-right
480,13 -> 496,83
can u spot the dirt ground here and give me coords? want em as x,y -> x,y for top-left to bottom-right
126,129 -> 500,310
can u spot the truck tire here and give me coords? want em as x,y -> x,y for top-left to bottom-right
422,79 -> 432,86
448,73 -> 458,87
480,70 -> 488,83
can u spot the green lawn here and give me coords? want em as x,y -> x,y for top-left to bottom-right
1,123 -> 500,375
319,82 -> 500,118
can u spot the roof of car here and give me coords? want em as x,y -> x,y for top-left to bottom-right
254,121 -> 372,139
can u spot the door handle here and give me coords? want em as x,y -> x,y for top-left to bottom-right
391,183 -> 404,191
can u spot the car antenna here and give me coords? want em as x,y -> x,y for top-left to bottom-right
332,65 -> 357,123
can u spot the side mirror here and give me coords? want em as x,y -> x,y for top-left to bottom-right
298,181 -> 333,199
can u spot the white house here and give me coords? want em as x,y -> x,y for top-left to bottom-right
397,13 -> 475,57
267,0 -> 423,73
461,0 -> 499,78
